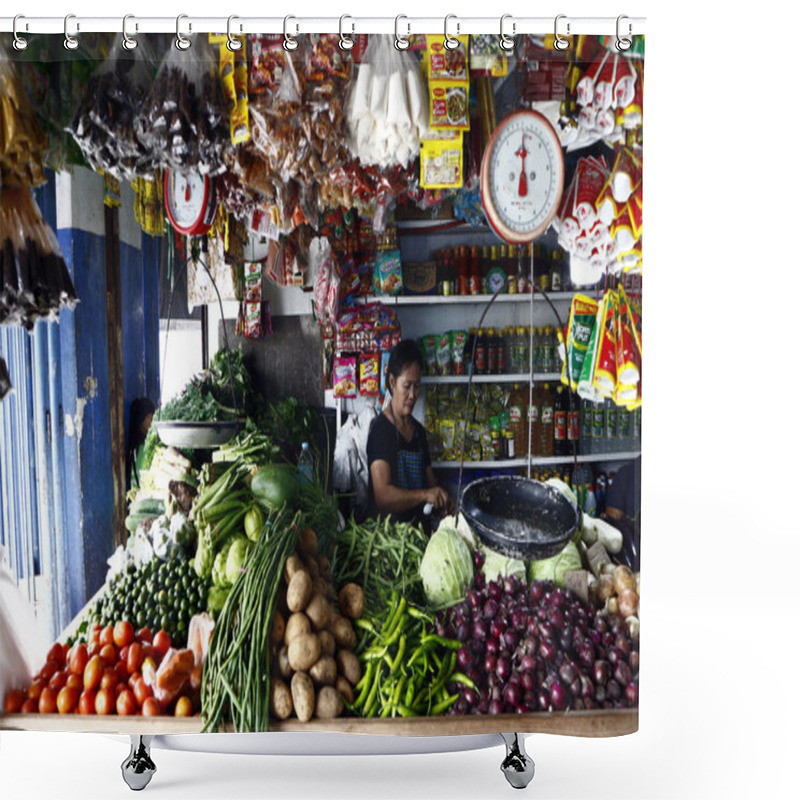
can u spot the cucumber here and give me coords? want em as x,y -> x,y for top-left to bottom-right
125,513 -> 156,533
131,498 -> 166,517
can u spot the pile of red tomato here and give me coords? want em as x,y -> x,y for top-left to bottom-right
3,620 -> 196,718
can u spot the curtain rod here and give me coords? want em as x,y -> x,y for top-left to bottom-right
0,15 -> 646,37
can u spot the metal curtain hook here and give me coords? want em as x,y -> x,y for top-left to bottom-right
444,14 -> 459,50
64,14 -> 79,51
499,14 -> 515,51
122,15 -> 138,50
394,15 -> 410,50
227,15 -> 242,51
616,15 -> 632,51
339,15 -> 355,51
283,15 -> 298,51
176,14 -> 191,50
554,14 -> 570,50
12,14 -> 28,51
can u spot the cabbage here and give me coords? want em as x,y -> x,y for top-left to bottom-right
545,477 -> 578,510
527,540 -> 583,588
437,513 -> 479,552
482,547 -> 526,583
419,527 -> 474,609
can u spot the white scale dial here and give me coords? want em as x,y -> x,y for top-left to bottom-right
481,110 -> 565,244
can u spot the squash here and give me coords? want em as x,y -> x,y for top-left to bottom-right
251,463 -> 299,510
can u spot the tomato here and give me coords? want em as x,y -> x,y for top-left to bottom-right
174,696 -> 193,717
48,670 -> 67,694
87,641 -> 101,658
39,660 -> 58,682
65,673 -> 83,690
95,687 -> 115,715
113,621 -> 135,649
118,644 -> 131,668
128,670 -> 142,690
115,682 -> 129,698
99,643 -> 118,667
153,629 -> 171,658
4,689 -> 25,714
132,678 -> 153,708
21,698 -> 39,714
116,689 -> 136,716
69,643 -> 89,676
100,667 -> 118,690
141,643 -> 155,662
78,689 -> 96,715
114,660 -> 129,683
56,685 -> 79,714
136,627 -> 154,644
27,679 -> 45,701
100,624 -> 115,648
141,697 -> 161,717
83,655 -> 103,691
47,642 -> 66,668
127,642 -> 144,675
38,687 -> 58,714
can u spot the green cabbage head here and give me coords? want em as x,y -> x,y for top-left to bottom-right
527,540 -> 582,588
420,527 -> 474,609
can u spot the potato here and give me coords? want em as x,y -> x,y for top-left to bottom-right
285,612 -> 311,644
283,554 -> 305,585
304,557 -> 320,580
298,527 -> 318,558
318,630 -> 336,657
309,655 -> 337,686
335,676 -> 354,705
313,576 -> 336,601
330,615 -> 357,650
317,555 -> 331,579
270,678 -> 293,720
288,633 -> 322,672
305,593 -> 331,630
287,570 -> 313,613
336,650 -> 361,687
597,573 -> 615,602
270,610 -> 286,646
337,583 -> 365,620
276,645 -> 293,680
315,686 -> 343,719
291,672 -> 315,722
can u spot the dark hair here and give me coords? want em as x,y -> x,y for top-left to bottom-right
386,339 -> 423,393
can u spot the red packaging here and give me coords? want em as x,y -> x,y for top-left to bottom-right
333,356 -> 358,398
573,157 -> 609,230
591,291 -> 618,397
575,51 -> 610,107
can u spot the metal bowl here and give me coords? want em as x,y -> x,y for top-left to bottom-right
154,420 -> 241,449
460,476 -> 580,561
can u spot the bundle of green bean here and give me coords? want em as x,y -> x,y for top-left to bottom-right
350,592 -> 476,718
201,508 -> 300,732
334,517 -> 428,617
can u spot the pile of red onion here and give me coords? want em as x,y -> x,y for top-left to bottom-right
437,552 -> 639,715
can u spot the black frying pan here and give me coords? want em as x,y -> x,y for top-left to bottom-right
460,476 -> 580,561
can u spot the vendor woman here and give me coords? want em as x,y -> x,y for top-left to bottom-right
367,340 -> 453,532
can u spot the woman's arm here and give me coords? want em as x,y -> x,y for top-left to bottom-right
371,460 -> 447,514
426,466 -> 454,514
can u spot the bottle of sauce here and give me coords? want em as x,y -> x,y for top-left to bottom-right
468,245 -> 480,295
528,384 -> 541,456
480,245 -> 490,294
567,390 -> 580,458
516,245 -> 529,294
505,245 -> 517,294
553,385 -> 568,456
539,383 -> 554,457
474,328 -> 487,375
458,245 -> 469,296
465,327 -> 476,374
518,326 -> 530,375
487,327 -> 498,374
497,328 -> 507,374
542,325 -> 554,374
508,383 -> 528,457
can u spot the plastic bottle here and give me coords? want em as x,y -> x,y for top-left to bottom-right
592,400 -> 606,454
594,472 -> 607,516
516,245 -> 529,294
528,384 -> 541,456
298,442 -> 314,485
580,397 -> 593,455
632,406 -> 642,450
480,246 -> 490,294
475,329 -> 487,375
519,327 -> 530,375
606,399 -> 618,453
539,383 -> 555,457
542,326 -> 554,375
468,245 -> 481,296
487,328 -> 498,374
567,390 -> 580,458
618,405 -> 632,451
583,482 -> 597,517
497,328 -> 508,375
508,383 -> 528,457
553,386 -> 568,457
506,246 -> 517,294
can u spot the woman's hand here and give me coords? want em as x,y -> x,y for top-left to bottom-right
425,486 -> 453,514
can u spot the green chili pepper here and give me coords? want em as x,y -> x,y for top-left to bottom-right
431,694 -> 459,715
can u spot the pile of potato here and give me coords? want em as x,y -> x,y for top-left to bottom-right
268,527 -> 364,722
596,563 -> 640,639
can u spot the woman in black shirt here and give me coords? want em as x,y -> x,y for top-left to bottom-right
367,340 -> 453,530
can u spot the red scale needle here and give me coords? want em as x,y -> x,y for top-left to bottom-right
516,135 -> 528,197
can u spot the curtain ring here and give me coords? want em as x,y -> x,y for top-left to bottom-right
175,14 -> 191,50
616,15 -> 632,52
394,15 -> 410,51
554,14 -> 570,51
12,15 -> 28,51
227,15 -> 243,52
64,14 -> 80,51
339,15 -> 355,51
499,14 -> 515,51
283,15 -> 298,51
122,15 -> 138,51
444,14 -> 459,51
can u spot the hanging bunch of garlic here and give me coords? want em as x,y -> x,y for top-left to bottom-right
345,35 -> 429,169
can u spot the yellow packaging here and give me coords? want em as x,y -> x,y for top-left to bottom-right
420,131 -> 464,189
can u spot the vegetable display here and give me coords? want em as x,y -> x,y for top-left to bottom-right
419,527 -> 474,610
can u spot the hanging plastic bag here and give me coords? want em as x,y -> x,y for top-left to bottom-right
66,34 -> 158,180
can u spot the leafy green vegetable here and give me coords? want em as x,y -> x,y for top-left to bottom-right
207,586 -> 231,614
419,527 -> 474,609
527,540 -> 582,588
261,396 -> 320,464
482,547 -> 526,583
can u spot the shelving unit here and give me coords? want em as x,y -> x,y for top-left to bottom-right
432,451 -> 642,470
422,372 -> 561,384
355,291 -> 577,305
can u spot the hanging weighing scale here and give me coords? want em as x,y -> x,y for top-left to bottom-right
164,169 -> 219,237
480,109 -> 565,245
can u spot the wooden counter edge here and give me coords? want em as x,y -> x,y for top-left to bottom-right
0,709 -> 637,738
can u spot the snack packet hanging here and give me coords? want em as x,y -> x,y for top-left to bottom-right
333,356 -> 358,398
590,290 -> 619,398
561,294 -> 600,391
360,353 -> 380,396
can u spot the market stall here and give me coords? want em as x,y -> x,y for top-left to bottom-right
0,15 -> 644,791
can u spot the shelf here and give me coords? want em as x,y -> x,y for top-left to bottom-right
422,373 -> 561,384
432,451 -> 641,469
395,219 -> 488,233
353,292 -> 575,306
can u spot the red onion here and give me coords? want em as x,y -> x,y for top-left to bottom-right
625,682 -> 639,706
549,680 -> 568,710
614,661 -> 632,687
593,660 -> 610,685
